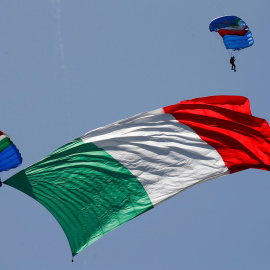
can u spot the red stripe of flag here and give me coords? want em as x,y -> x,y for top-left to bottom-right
163,96 -> 270,173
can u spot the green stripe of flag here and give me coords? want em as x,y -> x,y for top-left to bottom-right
5,138 -> 153,256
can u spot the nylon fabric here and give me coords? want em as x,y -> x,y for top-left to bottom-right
5,138 -> 153,256
164,96 -> 270,173
81,111 -> 229,206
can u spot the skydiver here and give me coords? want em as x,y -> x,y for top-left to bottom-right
230,56 -> 236,72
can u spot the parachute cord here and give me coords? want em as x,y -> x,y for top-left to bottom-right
233,50 -> 239,58
213,33 -> 231,57
226,49 -> 231,57
213,32 -> 224,48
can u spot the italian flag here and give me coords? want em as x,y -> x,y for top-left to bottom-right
5,96 -> 270,256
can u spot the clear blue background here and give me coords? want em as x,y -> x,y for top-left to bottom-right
1,1 -> 270,269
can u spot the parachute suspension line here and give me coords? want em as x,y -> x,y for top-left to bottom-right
225,49 -> 231,57
0,171 -> 7,182
214,32 -> 224,47
214,33 -> 231,56
230,49 -> 239,59
234,50 -> 240,58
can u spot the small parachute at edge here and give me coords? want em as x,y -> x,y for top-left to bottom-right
0,131 -> 22,173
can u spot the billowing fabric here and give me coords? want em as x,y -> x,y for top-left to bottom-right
209,16 -> 254,50
0,131 -> 22,172
5,96 -> 270,257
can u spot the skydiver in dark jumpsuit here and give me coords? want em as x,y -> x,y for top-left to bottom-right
230,56 -> 236,72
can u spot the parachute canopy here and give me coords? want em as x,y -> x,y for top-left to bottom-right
209,16 -> 254,50
0,131 -> 22,172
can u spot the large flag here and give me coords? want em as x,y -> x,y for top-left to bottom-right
5,96 -> 270,256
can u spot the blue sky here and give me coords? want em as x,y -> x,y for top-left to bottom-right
1,1 -> 270,269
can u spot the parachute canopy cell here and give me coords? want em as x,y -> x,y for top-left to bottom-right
0,131 -> 22,172
209,16 -> 254,50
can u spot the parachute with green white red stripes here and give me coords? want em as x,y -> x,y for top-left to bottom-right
209,15 -> 254,51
